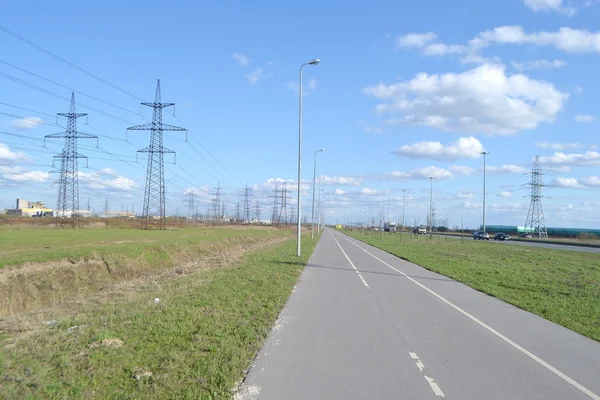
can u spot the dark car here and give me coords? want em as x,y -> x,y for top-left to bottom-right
519,232 -> 533,238
493,233 -> 510,241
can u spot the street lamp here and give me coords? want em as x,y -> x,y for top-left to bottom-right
387,196 -> 390,223
296,58 -> 320,257
402,189 -> 407,232
481,151 -> 490,233
429,177 -> 435,234
311,148 -> 324,239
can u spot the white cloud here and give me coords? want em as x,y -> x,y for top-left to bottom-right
309,78 -> 317,90
480,26 -> 600,53
232,52 -> 249,66
552,177 -> 586,188
10,117 -> 44,131
365,64 -> 568,135
486,164 -> 528,173
546,165 -> 572,172
0,144 -> 30,161
245,68 -> 263,84
393,136 -> 485,161
582,176 -> 600,186
538,151 -> 600,166
458,191 -> 474,199
79,170 -> 138,191
535,141 -> 584,150
449,165 -> 475,176
381,166 -> 454,180
0,167 -> 48,183
363,125 -> 384,134
523,0 -> 577,15
360,188 -> 378,195
318,175 -> 364,186
397,32 -> 438,48
333,188 -> 346,195
498,191 -> 512,197
575,114 -> 595,123
511,59 -> 567,71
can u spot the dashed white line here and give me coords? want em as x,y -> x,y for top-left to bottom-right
329,231 -> 369,289
409,352 -> 425,372
424,375 -> 445,397
337,232 -> 600,400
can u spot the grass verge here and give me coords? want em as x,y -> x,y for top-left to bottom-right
0,235 -> 318,399
345,230 -> 600,342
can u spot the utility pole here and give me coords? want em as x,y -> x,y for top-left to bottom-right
402,189 -> 407,232
104,198 -> 108,219
429,176 -> 435,235
45,93 -> 97,227
212,183 -> 222,221
387,196 -> 390,223
481,151 -> 490,232
243,183 -> 252,221
236,202 -> 241,221
271,184 -> 280,225
311,148 -> 324,239
254,201 -> 261,222
127,80 -> 187,230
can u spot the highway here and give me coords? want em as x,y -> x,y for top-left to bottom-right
433,233 -> 600,253
236,229 -> 600,400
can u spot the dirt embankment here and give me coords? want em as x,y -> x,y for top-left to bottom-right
0,234 -> 291,324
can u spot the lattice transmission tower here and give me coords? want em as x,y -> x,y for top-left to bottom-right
212,183 -> 222,220
279,182 -> 289,225
271,184 -> 280,224
254,200 -> 261,222
127,80 -> 186,230
46,93 -> 97,227
243,184 -> 252,221
524,155 -> 548,239
185,191 -> 195,222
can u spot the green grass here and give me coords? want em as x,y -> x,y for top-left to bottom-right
0,227 -> 280,269
345,230 -> 600,342
0,236 -> 318,399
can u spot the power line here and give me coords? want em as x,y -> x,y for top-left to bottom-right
0,24 -> 143,101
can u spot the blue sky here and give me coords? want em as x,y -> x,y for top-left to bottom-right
1,0 -> 600,229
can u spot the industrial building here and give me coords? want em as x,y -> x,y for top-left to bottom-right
6,199 -> 54,217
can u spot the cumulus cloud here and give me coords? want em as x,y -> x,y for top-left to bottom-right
498,191 -> 512,197
397,32 -> 438,48
360,188 -> 378,195
79,169 -> 138,191
245,68 -> 263,84
0,167 -> 48,183
457,191 -> 474,199
538,151 -> 600,166
449,165 -> 475,176
10,117 -> 44,131
575,114 -> 595,123
393,136 -> 485,161
318,175 -> 364,186
364,64 -> 568,135
535,141 -> 584,150
552,177 -> 586,188
479,26 -> 600,53
511,59 -> 567,71
486,164 -> 528,173
380,166 -> 453,180
523,0 -> 576,15
582,176 -> 600,186
232,52 -> 249,66
333,188 -> 346,195
0,144 -> 30,161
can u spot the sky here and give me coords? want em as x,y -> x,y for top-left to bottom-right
1,0 -> 600,229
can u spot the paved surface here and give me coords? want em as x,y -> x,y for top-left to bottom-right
432,233 -> 600,253
236,229 -> 600,400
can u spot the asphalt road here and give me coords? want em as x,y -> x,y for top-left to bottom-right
236,229 -> 600,400
430,232 -> 600,253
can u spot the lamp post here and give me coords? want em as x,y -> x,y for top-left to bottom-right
402,189 -> 407,232
387,196 -> 390,223
429,177 -> 435,235
296,58 -> 320,256
311,148 -> 324,239
481,151 -> 490,233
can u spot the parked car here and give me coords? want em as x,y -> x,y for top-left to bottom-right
519,232 -> 533,238
474,231 -> 490,240
493,232 -> 510,241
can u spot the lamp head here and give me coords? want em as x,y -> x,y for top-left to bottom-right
309,58 -> 320,65
320,148 -> 325,152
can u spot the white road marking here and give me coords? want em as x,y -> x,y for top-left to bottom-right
424,375 -> 445,397
337,232 -> 600,400
409,352 -> 425,372
329,231 -> 369,289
